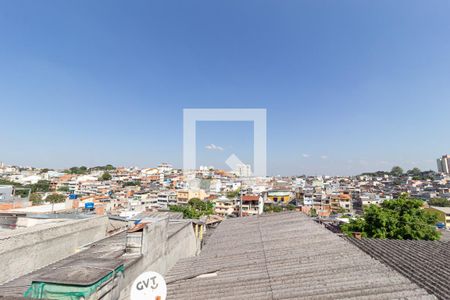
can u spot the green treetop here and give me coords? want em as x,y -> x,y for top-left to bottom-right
390,166 -> 404,177
341,194 -> 440,240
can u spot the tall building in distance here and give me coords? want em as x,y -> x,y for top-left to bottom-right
437,154 -> 450,174
236,164 -> 252,177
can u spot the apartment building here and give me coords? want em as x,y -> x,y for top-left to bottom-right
157,191 -> 177,208
437,154 -> 450,174
239,195 -> 264,216
330,192 -> 352,213
176,189 -> 209,205
214,196 -> 236,217
176,190 -> 189,205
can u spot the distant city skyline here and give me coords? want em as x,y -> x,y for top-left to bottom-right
0,157 -> 445,178
1,1 -> 450,175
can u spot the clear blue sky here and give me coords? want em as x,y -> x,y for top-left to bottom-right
1,0 -> 450,175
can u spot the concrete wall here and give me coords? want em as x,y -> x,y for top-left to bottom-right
15,217 -> 66,228
118,219 -> 198,299
0,216 -> 109,284
166,223 -> 199,267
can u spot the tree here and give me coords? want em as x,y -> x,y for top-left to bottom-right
0,179 -> 22,187
169,198 -> 214,219
264,203 -> 295,213
419,170 -> 437,181
123,180 -> 141,187
360,171 -> 391,177
26,180 -> 50,193
45,193 -> 66,203
226,189 -> 240,199
428,198 -> 450,207
57,186 -> 70,192
264,204 -> 283,213
30,193 -> 43,205
341,195 -> 440,240
188,198 -> 213,213
105,164 -> 115,171
407,167 -> 421,177
334,207 -> 347,214
391,166 -> 404,177
91,164 -> 116,171
65,166 -> 88,175
310,208 -> 318,217
286,204 -> 296,211
100,172 -> 112,181
407,167 -> 424,180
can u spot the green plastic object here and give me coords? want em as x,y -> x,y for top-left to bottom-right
23,265 -> 124,299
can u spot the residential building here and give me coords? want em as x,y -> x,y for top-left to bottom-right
188,189 -> 209,201
266,190 -> 292,204
437,154 -> 450,174
157,190 -> 177,208
430,206 -> 450,230
239,195 -> 264,216
360,192 -> 383,206
330,192 -> 352,213
176,190 -> 189,204
214,196 -> 235,217
176,189 -> 209,205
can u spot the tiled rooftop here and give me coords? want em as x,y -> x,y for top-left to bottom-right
166,212 -> 435,300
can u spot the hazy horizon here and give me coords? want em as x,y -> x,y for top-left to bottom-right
0,159 -> 440,178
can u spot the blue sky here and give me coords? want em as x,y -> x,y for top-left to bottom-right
1,0 -> 450,175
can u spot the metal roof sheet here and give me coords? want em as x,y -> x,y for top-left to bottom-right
347,237 -> 450,300
166,212 -> 435,299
